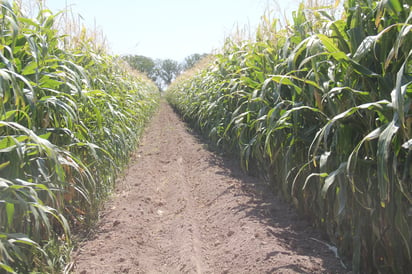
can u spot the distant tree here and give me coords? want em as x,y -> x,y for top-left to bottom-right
123,54 -> 208,90
155,59 -> 182,87
122,55 -> 157,81
182,53 -> 207,71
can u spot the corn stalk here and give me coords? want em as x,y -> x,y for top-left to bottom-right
167,1 -> 412,273
0,1 -> 159,272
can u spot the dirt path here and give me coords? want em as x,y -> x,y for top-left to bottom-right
72,101 -> 345,274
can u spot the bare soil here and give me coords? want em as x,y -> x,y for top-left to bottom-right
72,101 -> 346,274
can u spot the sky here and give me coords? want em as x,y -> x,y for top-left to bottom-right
44,0 -> 300,61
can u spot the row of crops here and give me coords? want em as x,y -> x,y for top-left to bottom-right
0,1 -> 159,273
167,0 -> 412,273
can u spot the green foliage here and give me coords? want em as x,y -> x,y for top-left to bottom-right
156,59 -> 181,87
123,54 -> 208,91
122,54 -> 157,81
182,53 -> 208,71
0,1 -> 159,272
167,1 -> 412,273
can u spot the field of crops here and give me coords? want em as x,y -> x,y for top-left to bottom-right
0,1 -> 159,272
167,0 -> 412,273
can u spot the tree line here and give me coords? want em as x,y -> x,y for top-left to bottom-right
122,53 -> 207,90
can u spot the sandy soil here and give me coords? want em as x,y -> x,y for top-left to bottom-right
72,101 -> 346,274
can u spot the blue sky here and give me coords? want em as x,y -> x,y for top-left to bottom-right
45,0 -> 300,61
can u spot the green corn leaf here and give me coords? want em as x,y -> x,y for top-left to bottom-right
347,127 -> 382,188
0,161 -> 10,171
291,159 -> 313,197
287,37 -> 310,69
0,179 -> 9,188
6,203 -> 15,228
328,19 -> 350,53
274,105 -> 326,130
391,51 -> 412,126
18,17 -> 40,28
302,172 -> 328,190
311,100 -> 390,161
322,162 -> 347,198
39,76 -> 63,89
7,233 -> 40,247
377,121 -> 399,207
402,139 -> 412,149
352,35 -> 377,62
270,74 -> 320,93
317,34 -> 349,61
336,181 -> 347,216
0,263 -> 15,273
348,59 -> 380,77
384,13 -> 412,67
320,151 -> 331,171
388,0 -> 403,13
270,75 -> 300,88
21,61 -> 38,76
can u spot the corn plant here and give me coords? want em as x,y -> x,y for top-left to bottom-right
0,1 -> 159,272
167,0 -> 412,273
